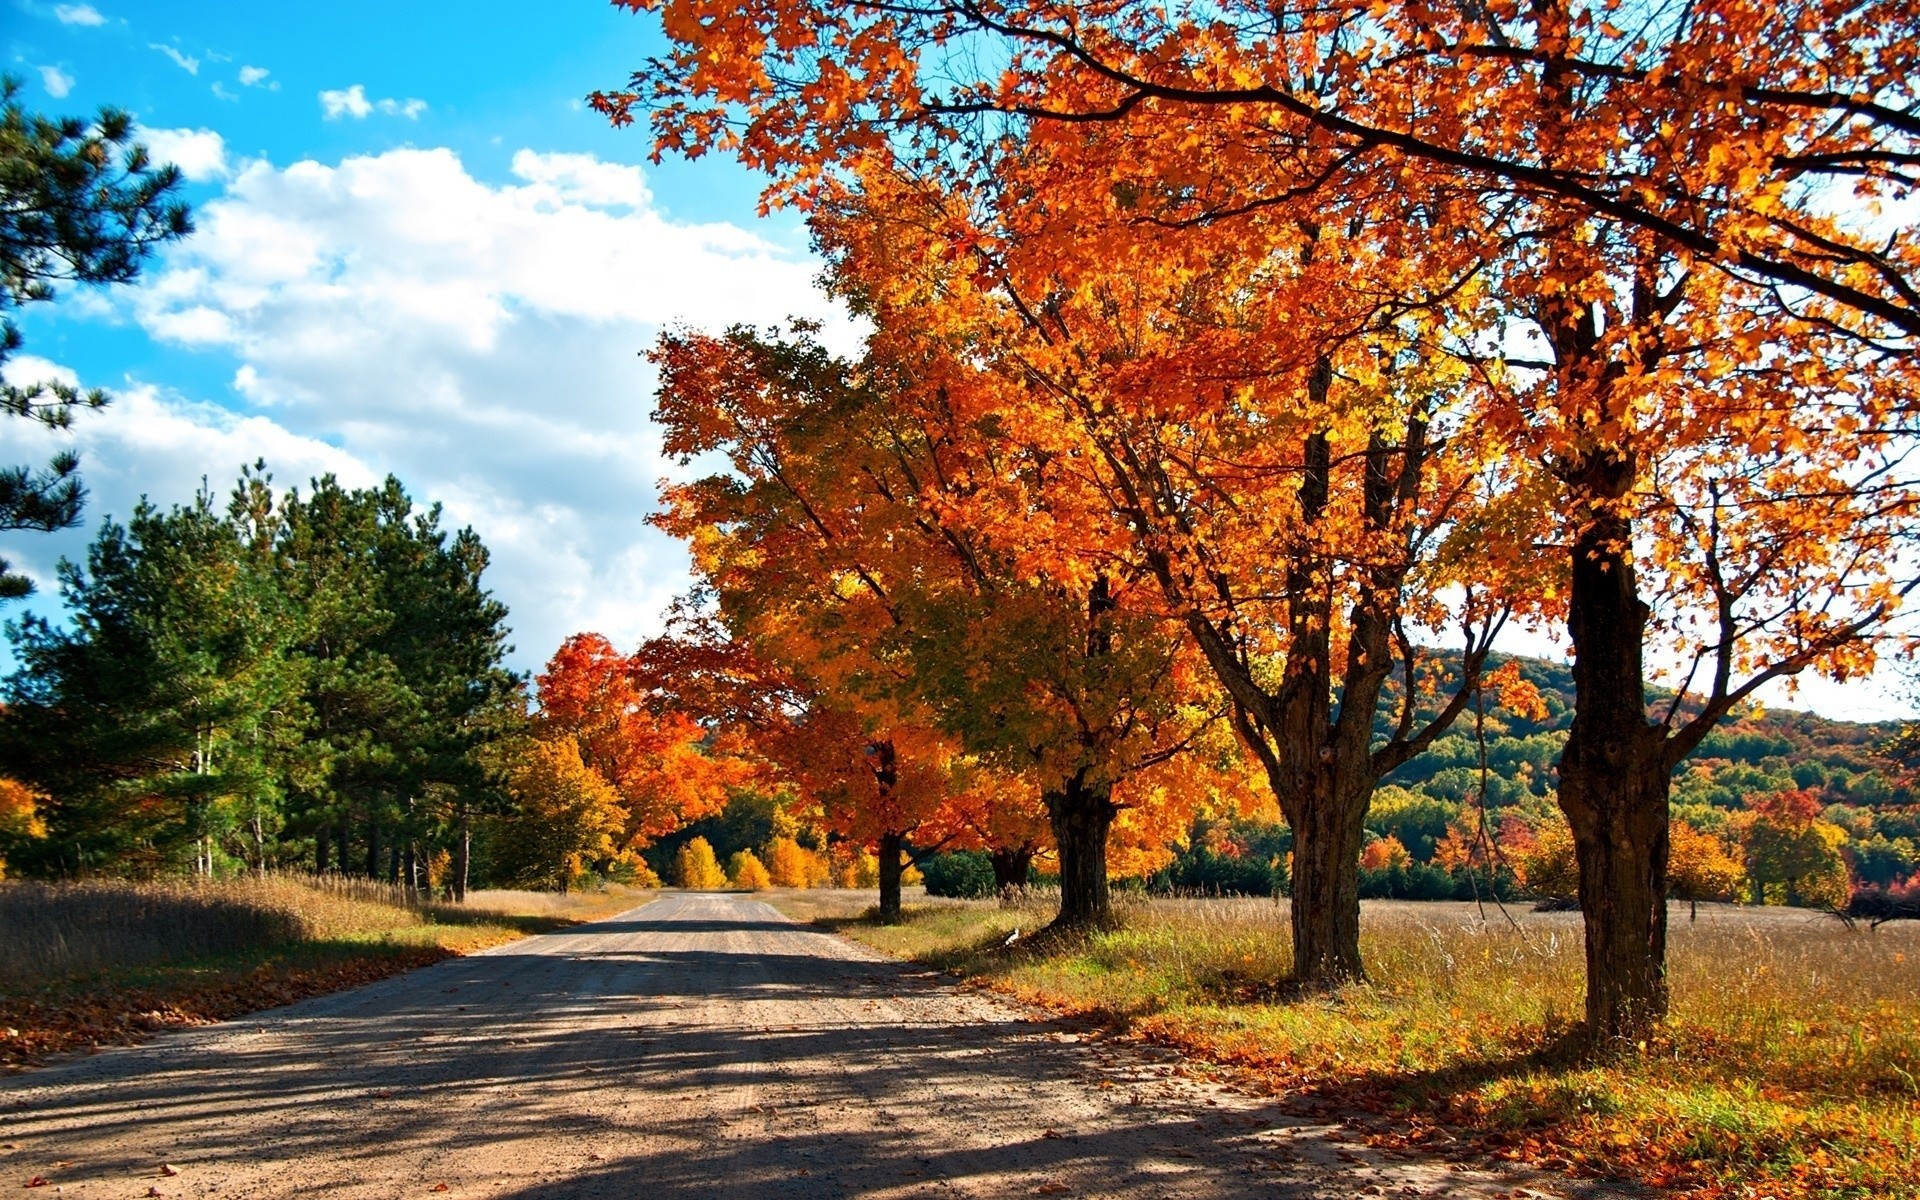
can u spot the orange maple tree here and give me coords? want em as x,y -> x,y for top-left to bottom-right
604,0 -> 1920,1039
534,632 -> 747,851
651,324 -> 1253,926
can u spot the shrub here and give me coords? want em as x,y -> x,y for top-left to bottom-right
921,851 -> 997,898
764,837 -> 827,888
727,850 -> 772,890
674,837 -> 728,889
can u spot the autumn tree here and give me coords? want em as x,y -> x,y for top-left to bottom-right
536,632 -> 744,851
1740,789 -> 1851,908
1667,821 -> 1745,920
651,325 -> 1247,927
607,0 -> 1920,1040
494,738 -> 626,892
728,848 -> 772,889
675,835 -> 729,889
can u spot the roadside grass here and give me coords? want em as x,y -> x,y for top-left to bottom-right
778,892 -> 1920,1200
0,875 -> 649,1068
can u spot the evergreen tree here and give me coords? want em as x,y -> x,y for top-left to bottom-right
0,78 -> 193,595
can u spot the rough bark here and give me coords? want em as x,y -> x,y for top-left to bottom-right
876,830 -> 905,924
315,823 -> 331,874
1047,774 -> 1117,929
990,845 -> 1034,893
366,822 -> 381,881
1286,770 -> 1374,984
1557,468 -> 1672,1045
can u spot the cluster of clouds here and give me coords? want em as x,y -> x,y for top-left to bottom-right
31,4 -> 273,106
319,84 -> 426,121
1,138 -> 855,670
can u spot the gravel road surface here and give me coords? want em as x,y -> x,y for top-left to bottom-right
2,893 -> 1623,1198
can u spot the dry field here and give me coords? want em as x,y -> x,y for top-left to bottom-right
777,890 -> 1920,1200
0,875 -> 649,1066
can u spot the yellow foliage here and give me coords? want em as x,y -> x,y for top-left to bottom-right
764,837 -> 828,887
1518,816 -> 1579,900
0,777 -> 49,874
674,836 -> 729,889
500,738 -> 628,891
1668,821 -> 1745,905
728,849 -> 772,890
609,849 -> 662,887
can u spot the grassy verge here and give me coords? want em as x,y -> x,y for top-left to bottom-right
0,876 -> 649,1069
776,891 -> 1920,1200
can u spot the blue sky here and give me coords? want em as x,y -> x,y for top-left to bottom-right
2,0 -> 856,675
1,1 -> 1909,721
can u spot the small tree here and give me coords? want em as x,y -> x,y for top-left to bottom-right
727,849 -> 772,890
764,836 -> 824,888
498,738 -> 626,893
1742,790 -> 1851,909
1668,822 -> 1746,920
1519,817 -> 1580,904
674,835 -> 728,889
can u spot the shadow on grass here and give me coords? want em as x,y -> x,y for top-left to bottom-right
803,902 -> 1599,1127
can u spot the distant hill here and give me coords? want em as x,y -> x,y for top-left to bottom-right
1157,652 -> 1919,897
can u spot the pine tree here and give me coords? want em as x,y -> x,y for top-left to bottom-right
0,78 -> 193,596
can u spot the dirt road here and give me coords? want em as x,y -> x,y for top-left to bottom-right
2,893 -> 1618,1198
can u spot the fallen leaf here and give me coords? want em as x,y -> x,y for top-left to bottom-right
159,1165 -> 179,1177
431,1185 -> 450,1193
1035,1185 -> 1071,1195
1042,1129 -> 1066,1140
25,1180 -> 48,1190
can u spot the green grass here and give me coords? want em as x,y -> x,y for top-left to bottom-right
777,891 -> 1920,1200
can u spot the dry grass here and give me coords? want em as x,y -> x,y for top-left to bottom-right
0,875 -> 647,985
0,875 -> 652,1068
781,893 -> 1920,1200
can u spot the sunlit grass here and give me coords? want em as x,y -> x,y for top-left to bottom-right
0,875 -> 652,1066
781,892 -> 1920,1200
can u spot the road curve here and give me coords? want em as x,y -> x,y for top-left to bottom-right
2,893 -> 1613,1198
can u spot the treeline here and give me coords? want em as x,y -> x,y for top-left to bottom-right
0,466 -> 519,895
1154,654 -> 1917,906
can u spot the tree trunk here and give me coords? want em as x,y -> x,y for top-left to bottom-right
1557,483 -> 1672,1046
1287,770 -> 1371,986
454,816 -> 471,903
366,822 -> 381,881
876,830 -> 905,924
403,844 -> 419,896
315,823 -> 331,874
387,841 -> 401,885
990,845 -> 1034,893
1047,775 -> 1117,929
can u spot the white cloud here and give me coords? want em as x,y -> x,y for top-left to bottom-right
149,44 -> 199,75
102,145 -> 856,669
0,361 -> 378,602
319,84 -> 426,121
211,82 -> 238,103
139,127 -> 228,181
510,150 -> 650,209
38,65 -> 74,98
238,65 -> 272,87
52,4 -> 105,25
318,85 -> 371,119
